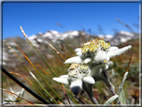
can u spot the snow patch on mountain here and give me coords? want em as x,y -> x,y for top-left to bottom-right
119,31 -> 134,36
42,32 -> 52,38
70,31 -> 79,36
28,35 -> 37,40
98,34 -> 114,41
37,39 -> 43,43
50,30 -> 59,35
9,42 -> 16,46
0,48 -> 9,65
120,37 -> 127,43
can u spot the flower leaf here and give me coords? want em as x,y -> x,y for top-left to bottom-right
119,89 -> 127,104
103,94 -> 118,106
117,72 -> 129,95
86,75 -> 111,96
93,75 -> 110,86
91,64 -> 106,76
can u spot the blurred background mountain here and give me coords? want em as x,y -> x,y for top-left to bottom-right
2,29 -> 139,65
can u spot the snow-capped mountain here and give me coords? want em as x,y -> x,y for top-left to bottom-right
28,30 -> 138,46
1,30 -> 139,66
27,30 -> 90,47
110,31 -> 139,45
98,34 -> 114,41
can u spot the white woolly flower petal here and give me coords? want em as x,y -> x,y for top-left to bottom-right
65,56 -> 83,64
107,61 -> 113,66
108,45 -> 132,58
94,51 -> 107,63
19,88 -> 25,97
70,79 -> 82,95
105,64 -> 109,69
4,88 -> 25,102
106,54 -> 110,61
60,75 -> 69,78
76,51 -> 82,56
74,48 -> 81,52
108,46 -> 119,51
5,96 -> 17,102
84,58 -> 92,64
53,76 -> 69,85
83,76 -> 95,84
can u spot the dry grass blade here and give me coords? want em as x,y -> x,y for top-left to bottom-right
13,39 -> 37,71
3,40 -> 49,100
20,26 -> 57,77
48,43 -> 65,61
9,72 -> 32,84
3,40 -> 23,62
3,67 -> 50,104
61,83 -> 71,105
47,44 -> 72,104
13,39 -> 61,103
35,62 -> 52,79
9,72 -> 49,100
20,26 -> 28,38
126,53 -> 132,72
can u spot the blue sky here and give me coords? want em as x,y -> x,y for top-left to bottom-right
3,2 -> 139,39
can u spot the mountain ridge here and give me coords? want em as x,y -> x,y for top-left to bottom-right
2,30 -> 139,66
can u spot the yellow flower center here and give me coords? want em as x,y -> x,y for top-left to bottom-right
68,70 -> 77,77
68,64 -> 79,70
81,38 -> 111,53
99,40 -> 110,49
80,64 -> 89,70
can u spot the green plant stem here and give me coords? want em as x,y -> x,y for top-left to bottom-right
102,70 -> 122,107
75,96 -> 85,104
83,82 -> 100,107
102,70 -> 116,95
36,71 -> 64,103
31,83 -> 48,100
29,72 -> 58,104
13,39 -> 64,104
4,41 -> 49,101
65,89 -> 78,105
30,42 -> 57,76
20,26 -> 57,77
2,67 -> 49,104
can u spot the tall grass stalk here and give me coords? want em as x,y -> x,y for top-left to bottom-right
3,40 -> 49,100
48,43 -> 72,104
35,62 -> 52,79
20,26 -> 57,77
9,72 -> 48,100
29,71 -> 58,104
13,39 -> 64,103
48,43 -> 65,61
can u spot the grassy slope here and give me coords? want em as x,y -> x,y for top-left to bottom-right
2,38 -> 140,104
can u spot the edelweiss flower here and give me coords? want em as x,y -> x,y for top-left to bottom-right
53,63 -> 106,95
4,88 -> 25,102
65,38 -> 132,64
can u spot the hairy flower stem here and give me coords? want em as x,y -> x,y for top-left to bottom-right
83,83 -> 100,107
102,70 -> 122,107
102,70 -> 116,95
